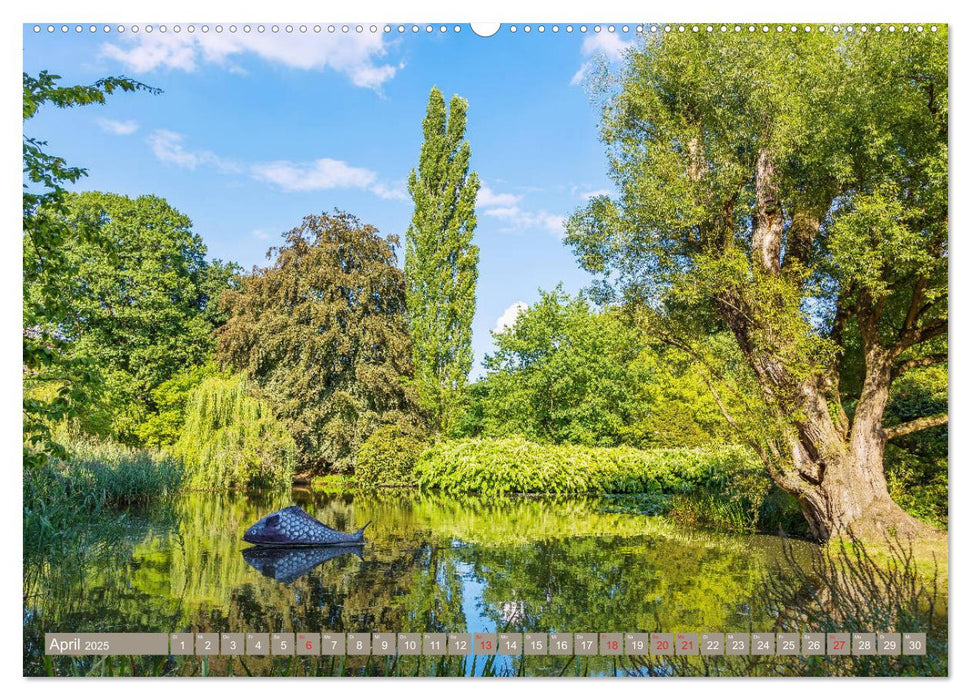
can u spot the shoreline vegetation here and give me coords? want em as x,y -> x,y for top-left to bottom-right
25,433 -> 945,603
30,433 -> 948,543
25,430 -> 947,582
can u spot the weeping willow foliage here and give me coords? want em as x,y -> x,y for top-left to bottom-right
174,375 -> 295,490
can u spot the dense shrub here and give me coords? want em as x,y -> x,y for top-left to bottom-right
354,425 -> 429,488
414,437 -> 762,496
174,374 -> 295,490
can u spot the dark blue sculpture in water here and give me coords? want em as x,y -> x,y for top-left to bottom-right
242,505 -> 369,546
242,545 -> 363,584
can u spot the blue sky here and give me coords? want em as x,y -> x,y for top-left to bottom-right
23,23 -> 638,375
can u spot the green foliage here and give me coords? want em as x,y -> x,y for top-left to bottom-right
458,288 -> 735,448
54,439 -> 183,505
354,425 -> 429,488
414,437 -> 800,533
23,71 -> 158,468
476,287 -> 645,446
620,335 -> 745,448
666,484 -> 806,536
885,366 -> 948,527
310,474 -> 355,492
24,438 -> 181,601
565,30 -> 948,534
414,437 -> 761,497
217,210 -> 423,474
24,191 -> 238,445
134,362 -> 224,446
174,374 -> 295,490
26,440 -> 181,516
405,87 -> 480,434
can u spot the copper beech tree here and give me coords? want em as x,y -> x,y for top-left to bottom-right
567,31 -> 947,541
217,212 -> 423,474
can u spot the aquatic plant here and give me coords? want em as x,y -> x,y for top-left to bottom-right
23,439 -> 183,674
24,439 -> 181,573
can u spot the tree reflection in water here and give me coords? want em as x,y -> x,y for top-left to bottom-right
26,489 -> 828,676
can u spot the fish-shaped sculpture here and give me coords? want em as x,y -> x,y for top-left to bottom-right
242,505 -> 370,546
242,545 -> 363,584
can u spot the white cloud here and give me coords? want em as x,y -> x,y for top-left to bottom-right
580,32 -> 633,61
148,129 -> 242,173
97,118 -> 139,135
252,229 -> 271,241
483,206 -> 566,237
570,64 -> 592,86
475,183 -> 563,236
101,31 -> 400,90
370,181 -> 408,201
251,158 -> 377,192
477,185 -> 521,208
146,129 -> 401,199
572,31 -> 634,86
495,301 -> 528,333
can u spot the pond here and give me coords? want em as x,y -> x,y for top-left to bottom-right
25,488 -> 828,676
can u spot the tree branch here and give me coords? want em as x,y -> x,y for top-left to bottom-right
914,317 -> 948,345
782,209 -> 820,269
883,413 -> 948,441
900,276 -> 928,339
892,353 -> 948,379
752,149 -> 783,275
894,316 -> 947,354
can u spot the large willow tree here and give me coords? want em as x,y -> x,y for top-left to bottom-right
174,374 -> 295,491
567,29 -> 947,541
405,87 -> 480,434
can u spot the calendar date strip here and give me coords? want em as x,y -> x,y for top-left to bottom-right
45,631 -> 927,657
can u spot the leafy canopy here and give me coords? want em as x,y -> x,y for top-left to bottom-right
217,211 -> 423,474
566,29 -> 947,460
461,287 -> 735,448
23,71 -> 158,467
25,191 -> 239,444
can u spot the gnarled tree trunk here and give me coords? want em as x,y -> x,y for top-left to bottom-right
714,149 -> 943,543
724,307 -> 938,542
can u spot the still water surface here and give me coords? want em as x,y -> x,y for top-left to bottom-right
27,489 -> 820,675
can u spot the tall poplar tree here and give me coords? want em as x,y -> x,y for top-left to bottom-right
405,87 -> 480,434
